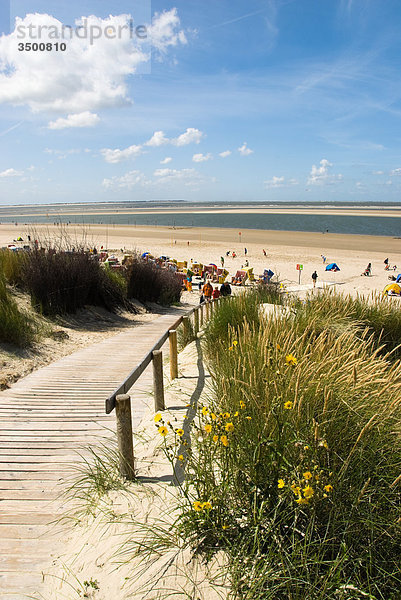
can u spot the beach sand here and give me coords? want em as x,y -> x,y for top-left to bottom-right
1,222 -> 400,298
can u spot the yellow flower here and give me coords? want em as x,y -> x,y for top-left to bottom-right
304,445 -> 309,450
202,501 -> 212,510
202,406 -> 209,415
175,428 -> 184,437
211,412 -> 217,420
158,426 -> 168,436
221,435 -> 229,446
303,471 -> 312,480
234,411 -> 239,417
233,340 -> 238,346
213,434 -> 219,443
278,479 -> 285,489
154,413 -> 162,423
285,354 -> 298,366
291,484 -> 301,496
204,424 -> 212,434
276,343 -> 281,350
225,422 -> 234,432
239,401 -> 246,409
303,485 -> 314,499
178,455 -> 184,461
245,416 -> 252,420
222,412 -> 231,419
319,440 -> 329,449
193,501 -> 203,512
296,497 -> 309,505
222,524 -> 229,530
324,484 -> 333,493
229,346 -> 233,351
284,401 -> 293,410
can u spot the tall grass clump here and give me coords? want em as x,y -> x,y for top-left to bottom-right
205,286 -> 282,359
0,249 -> 28,286
0,273 -> 37,346
22,249 -> 132,315
294,288 -> 401,357
172,299 -> 401,599
126,257 -> 182,305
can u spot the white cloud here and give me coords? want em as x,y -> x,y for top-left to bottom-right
0,10 -> 185,114
103,166 -> 209,190
160,157 -> 172,164
102,170 -> 148,189
192,152 -> 212,163
171,127 -> 204,146
238,142 -> 253,156
372,170 -> 384,175
0,168 -> 24,178
48,111 -> 100,130
153,167 -> 206,186
307,159 -> 342,185
149,8 -> 187,53
101,127 -> 204,162
101,144 -> 143,164
145,131 -> 169,147
264,176 -> 298,189
219,150 -> 231,158
390,168 -> 401,176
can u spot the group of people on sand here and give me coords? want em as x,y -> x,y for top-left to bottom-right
200,280 -> 231,303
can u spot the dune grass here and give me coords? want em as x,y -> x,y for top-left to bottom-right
168,291 -> 401,599
125,256 -> 182,305
294,288 -> 401,357
22,249 -> 132,315
0,272 -> 37,346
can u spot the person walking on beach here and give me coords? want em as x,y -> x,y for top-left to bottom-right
221,256 -> 225,267
203,281 -> 213,300
384,258 -> 389,270
220,281 -> 231,296
312,271 -> 318,288
321,255 -> 326,264
244,248 -> 247,256
212,286 -> 220,300
263,249 -> 267,256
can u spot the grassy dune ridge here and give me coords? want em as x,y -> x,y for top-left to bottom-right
171,289 -> 401,599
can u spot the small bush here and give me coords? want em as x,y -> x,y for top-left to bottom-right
126,258 -> 182,305
0,273 -> 37,346
22,250 -> 132,315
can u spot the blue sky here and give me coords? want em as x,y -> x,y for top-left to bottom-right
1,0 -> 401,204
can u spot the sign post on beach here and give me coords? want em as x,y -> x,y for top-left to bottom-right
296,263 -> 303,285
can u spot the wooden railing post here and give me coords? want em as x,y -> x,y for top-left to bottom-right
205,301 -> 210,321
194,307 -> 199,335
182,315 -> 190,340
169,329 -> 178,380
115,394 -> 135,480
200,303 -> 204,327
152,350 -> 165,411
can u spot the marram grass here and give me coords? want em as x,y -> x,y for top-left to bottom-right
172,291 -> 401,599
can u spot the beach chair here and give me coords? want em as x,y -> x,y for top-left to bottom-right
232,270 -> 248,285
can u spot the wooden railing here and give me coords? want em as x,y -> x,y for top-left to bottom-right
105,296 -> 225,479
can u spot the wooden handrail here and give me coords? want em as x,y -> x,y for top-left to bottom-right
105,299 -> 221,414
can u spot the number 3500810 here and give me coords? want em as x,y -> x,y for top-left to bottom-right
18,42 -> 67,51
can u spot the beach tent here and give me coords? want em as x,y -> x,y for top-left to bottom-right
383,283 -> 401,296
396,274 -> 401,283
141,252 -> 150,258
325,263 -> 340,272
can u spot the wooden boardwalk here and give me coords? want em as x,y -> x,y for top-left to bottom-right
0,310 -> 185,599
